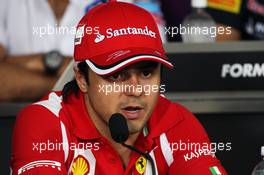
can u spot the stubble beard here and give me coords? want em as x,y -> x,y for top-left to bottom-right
127,113 -> 149,134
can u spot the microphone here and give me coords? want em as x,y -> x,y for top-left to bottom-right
109,113 -> 129,143
109,113 -> 156,175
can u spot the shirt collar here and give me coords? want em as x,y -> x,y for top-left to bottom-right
146,95 -> 184,140
64,91 -> 101,140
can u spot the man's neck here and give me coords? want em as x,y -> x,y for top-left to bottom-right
110,132 -> 140,168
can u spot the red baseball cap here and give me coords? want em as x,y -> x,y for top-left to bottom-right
74,0 -> 173,75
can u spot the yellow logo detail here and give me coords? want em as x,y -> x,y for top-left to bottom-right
208,0 -> 242,14
135,156 -> 147,174
71,156 -> 89,175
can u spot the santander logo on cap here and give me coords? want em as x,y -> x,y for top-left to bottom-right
94,33 -> 105,43
94,26 -> 156,43
73,1 -> 174,74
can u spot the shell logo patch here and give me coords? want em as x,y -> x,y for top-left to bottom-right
71,155 -> 89,175
135,156 -> 147,174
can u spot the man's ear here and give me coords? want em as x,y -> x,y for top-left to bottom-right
74,66 -> 88,93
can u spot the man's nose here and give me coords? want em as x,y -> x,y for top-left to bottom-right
124,74 -> 143,97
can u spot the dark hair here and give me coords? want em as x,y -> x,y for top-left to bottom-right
62,61 -> 89,102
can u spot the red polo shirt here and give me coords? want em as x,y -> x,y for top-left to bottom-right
11,91 -> 227,175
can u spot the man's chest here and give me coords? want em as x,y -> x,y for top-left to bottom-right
65,138 -> 168,175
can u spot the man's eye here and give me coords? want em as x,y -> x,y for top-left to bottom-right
109,73 -> 123,81
141,70 -> 152,78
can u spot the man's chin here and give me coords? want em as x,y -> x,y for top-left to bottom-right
127,121 -> 145,134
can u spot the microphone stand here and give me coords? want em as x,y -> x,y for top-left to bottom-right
122,143 -> 156,175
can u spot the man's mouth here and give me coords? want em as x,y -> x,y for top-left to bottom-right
123,106 -> 142,112
121,105 -> 144,119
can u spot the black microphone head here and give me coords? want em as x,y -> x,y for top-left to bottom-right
109,113 -> 129,143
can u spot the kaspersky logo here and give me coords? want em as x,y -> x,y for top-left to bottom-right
94,26 -> 156,43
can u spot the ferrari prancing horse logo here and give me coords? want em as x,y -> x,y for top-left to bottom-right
135,156 -> 147,174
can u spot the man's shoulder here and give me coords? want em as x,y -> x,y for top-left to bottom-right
157,96 -> 209,141
149,96 -> 197,137
17,92 -> 64,126
11,93 -> 70,175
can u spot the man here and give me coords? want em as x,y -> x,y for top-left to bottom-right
11,1 -> 228,174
